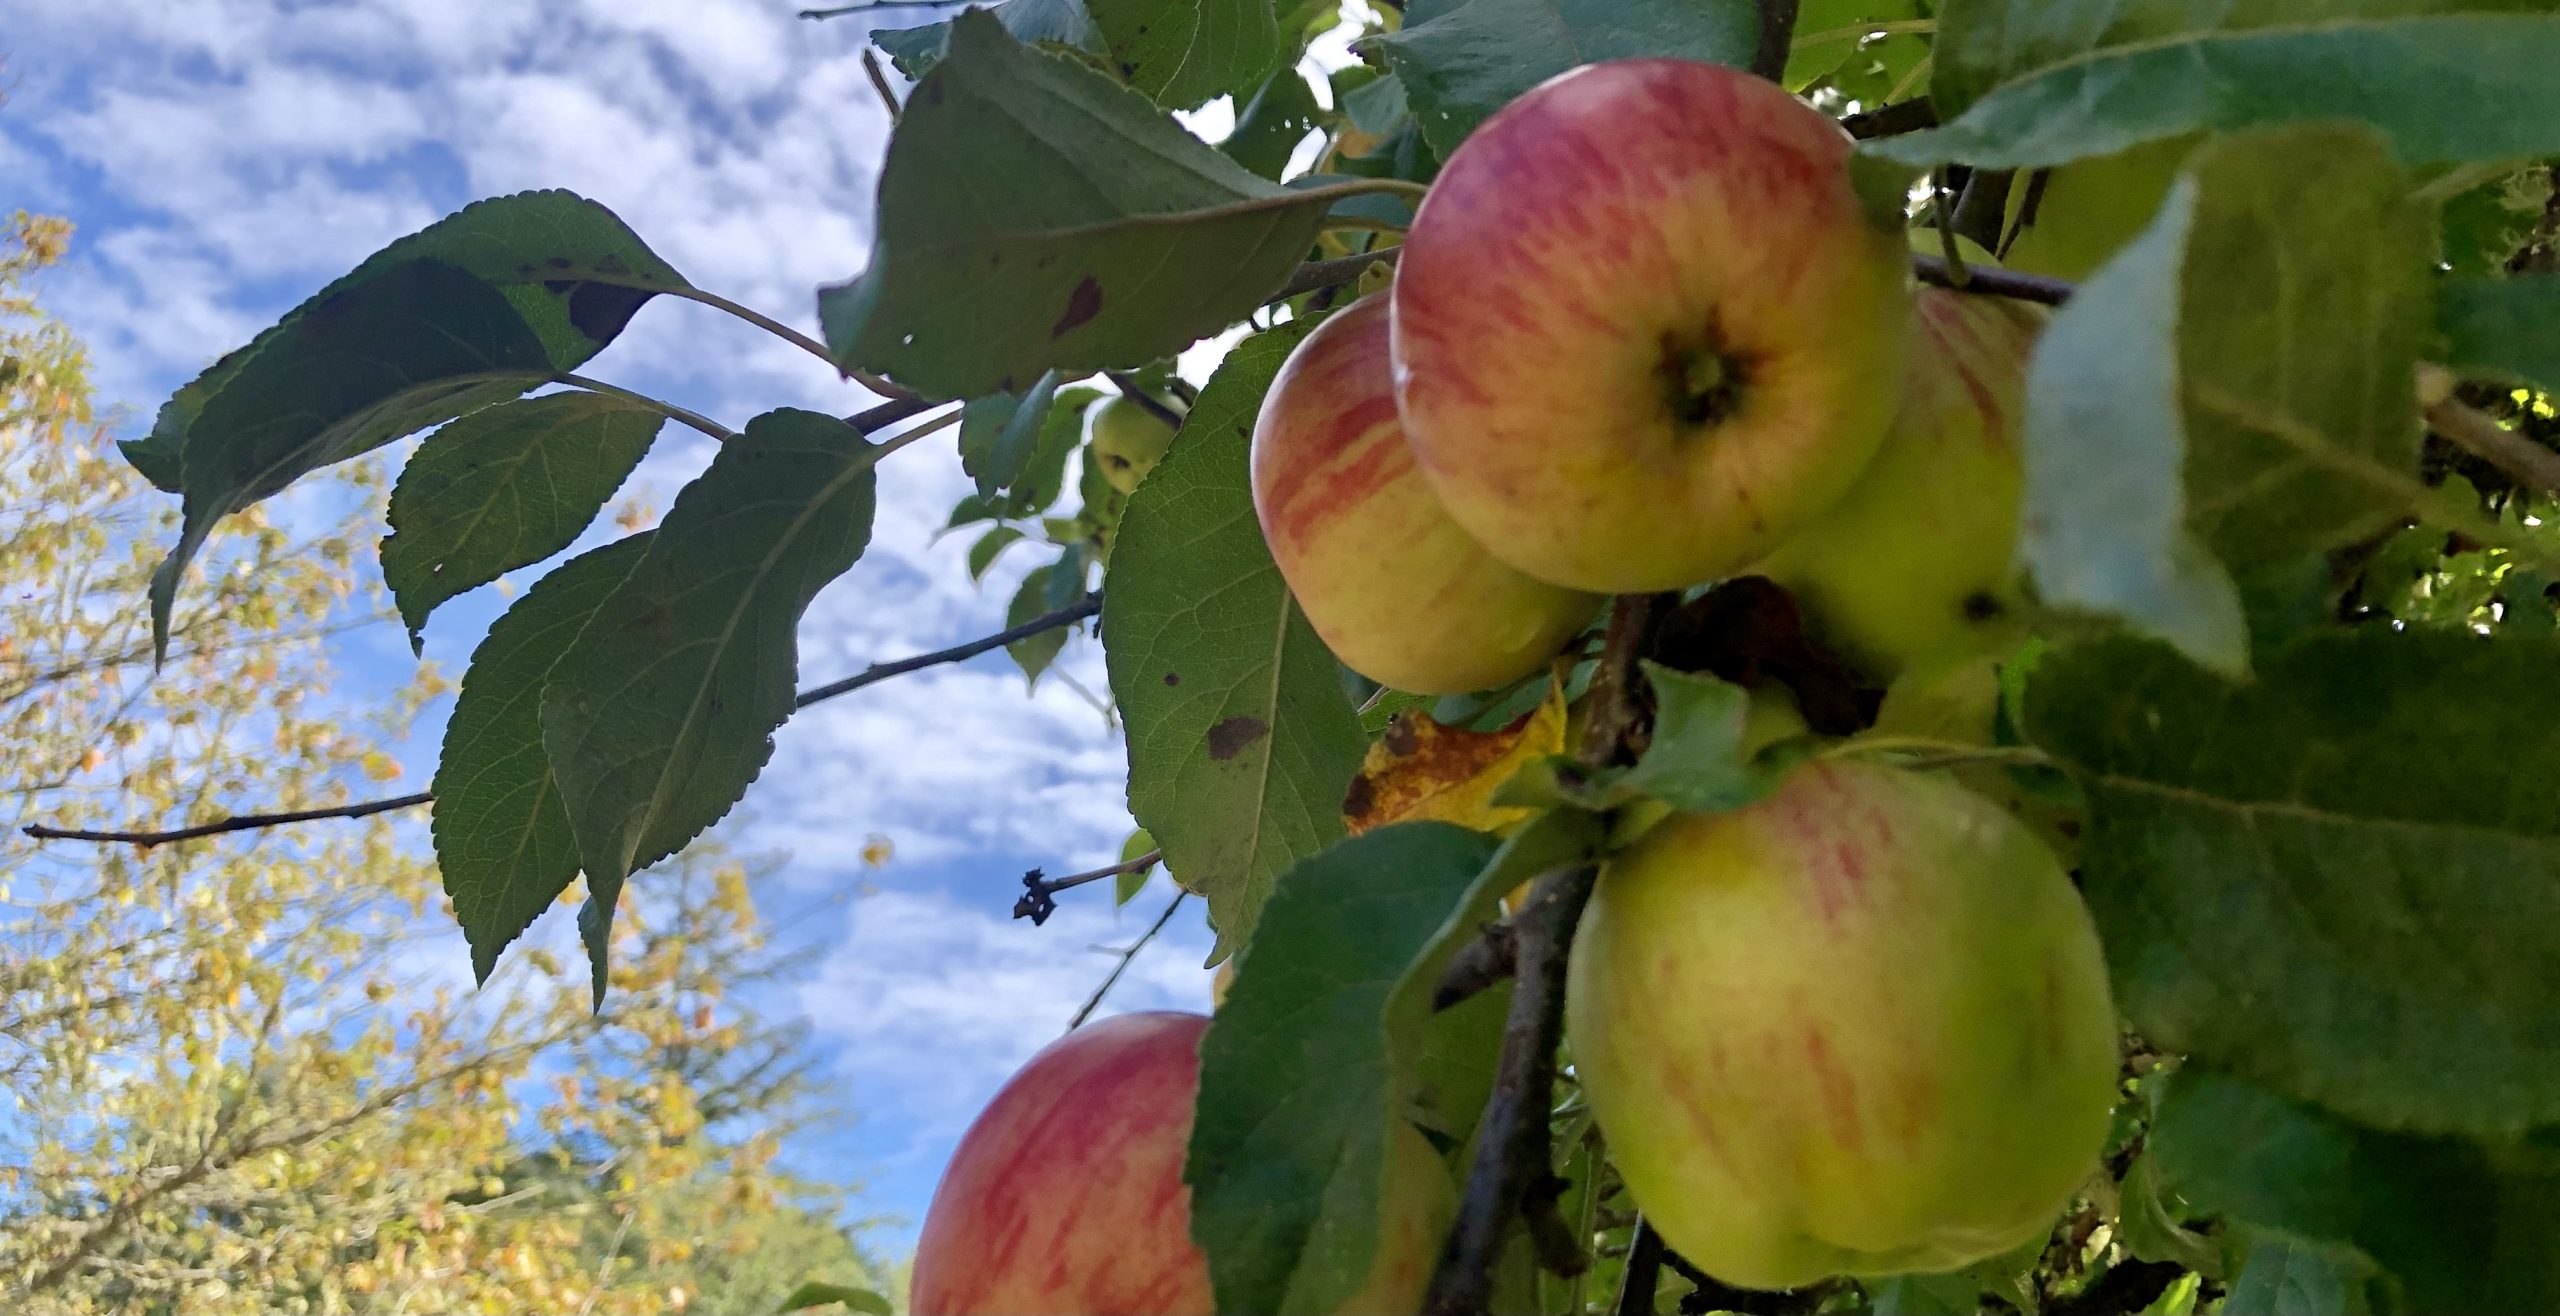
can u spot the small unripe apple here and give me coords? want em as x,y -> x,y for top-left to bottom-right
1392,59 -> 1910,593
910,1011 -> 1454,1315
1999,136 -> 2194,282
1568,761 -> 2117,1290
1091,394 -> 1180,494
1254,294 -> 1600,694
1751,262 -> 2046,679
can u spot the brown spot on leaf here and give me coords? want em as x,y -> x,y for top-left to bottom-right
1341,773 -> 1375,820
1052,276 -> 1104,338
1205,716 -> 1269,760
1162,671 -> 1181,687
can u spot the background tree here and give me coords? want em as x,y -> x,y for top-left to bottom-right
0,215 -> 889,1314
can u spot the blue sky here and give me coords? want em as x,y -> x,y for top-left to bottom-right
0,0 -> 1376,1244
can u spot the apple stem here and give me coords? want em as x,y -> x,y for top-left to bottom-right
1912,253 -> 2075,306
1106,372 -> 1186,431
1424,592 -> 1674,1316
1750,0 -> 1802,82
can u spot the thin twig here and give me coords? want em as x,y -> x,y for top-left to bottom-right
800,0 -> 962,17
1615,1219 -> 1668,1316
2428,395 -> 2560,495
1013,846 -> 1163,925
25,597 -> 1105,849
1431,916 -> 1516,1011
862,49 -> 902,122
848,393 -> 940,433
1750,0 -> 1802,82
20,792 -> 432,847
797,593 -> 1099,707
1274,247 -> 1403,301
1105,372 -> 1185,430
1425,593 -> 1671,1316
1840,97 -> 1937,140
1911,253 -> 2075,306
552,373 -> 735,441
1067,889 -> 1187,1029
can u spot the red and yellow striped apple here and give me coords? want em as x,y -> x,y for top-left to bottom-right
1390,59 -> 1911,594
1567,761 -> 2118,1290
1752,261 -> 2047,679
1254,293 -> 1599,694
909,1010 -> 1454,1315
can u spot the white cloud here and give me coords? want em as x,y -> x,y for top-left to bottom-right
799,886 -> 1215,1161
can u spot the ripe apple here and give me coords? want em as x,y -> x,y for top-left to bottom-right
1566,761 -> 2118,1290
1999,136 -> 2195,282
1750,255 -> 2047,679
1254,293 -> 1601,694
1390,59 -> 1911,593
1091,394 -> 1181,494
910,1011 -> 1455,1315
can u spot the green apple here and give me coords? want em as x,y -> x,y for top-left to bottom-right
911,1011 -> 1455,1315
1391,59 -> 1911,593
1091,394 -> 1180,495
1751,251 -> 2047,680
1254,293 -> 1601,694
1999,136 -> 2195,282
1870,653 -> 2084,869
1567,761 -> 2118,1290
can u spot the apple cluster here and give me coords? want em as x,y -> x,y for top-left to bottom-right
908,58 -> 2122,1315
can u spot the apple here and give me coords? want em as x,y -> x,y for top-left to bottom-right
1750,250 -> 2047,679
1870,653 -> 2085,869
1254,293 -> 1601,694
909,1011 -> 1455,1315
1566,761 -> 2118,1290
1999,136 -> 2195,282
1091,394 -> 1181,494
1390,59 -> 1911,594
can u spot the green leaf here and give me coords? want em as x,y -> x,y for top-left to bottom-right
1883,12 -> 2560,170
2020,124 -> 2428,674
1616,663 -> 1796,814
381,391 -> 664,647
820,9 -> 1339,400
1115,827 -> 1157,905
2437,274 -> 2560,395
1365,0 -> 1759,158
1006,563 -> 1073,685
2150,1068 -> 2560,1315
1091,0 -> 1281,110
542,409 -> 880,995
776,1279 -> 894,1315
1338,70 -> 1408,138
959,373 -> 1070,497
2222,1234 -> 2375,1316
434,533 -> 651,983
2027,630 -> 2560,1137
2117,1147 -> 2226,1278
1783,0 -> 1921,91
149,260 -> 555,660
1102,318 -> 1363,959
1191,811 -> 1600,1314
967,525 -> 1027,582
127,189 -> 687,494
1222,69 -> 1325,178
874,0 -> 1102,77
1007,387 -> 1099,519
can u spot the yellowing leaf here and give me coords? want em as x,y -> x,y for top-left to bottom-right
1342,681 -> 1566,837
